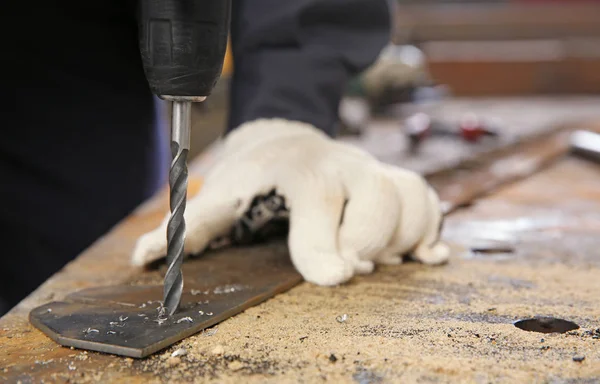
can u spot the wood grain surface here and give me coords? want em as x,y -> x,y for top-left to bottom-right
2,98 -> 600,383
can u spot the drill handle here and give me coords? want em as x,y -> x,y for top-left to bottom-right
138,0 -> 231,100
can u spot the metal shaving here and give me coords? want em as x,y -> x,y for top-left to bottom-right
206,312 -> 213,316
83,328 -> 99,335
198,310 -> 204,315
154,303 -> 169,325
157,304 -> 167,318
119,316 -> 129,322
107,331 -> 117,335
109,322 -> 125,327
115,302 -> 136,307
171,347 -> 187,357
176,317 -> 194,324
336,314 -> 349,323
35,359 -> 54,365
214,284 -> 247,294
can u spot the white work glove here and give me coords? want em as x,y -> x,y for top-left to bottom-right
131,118 -> 449,286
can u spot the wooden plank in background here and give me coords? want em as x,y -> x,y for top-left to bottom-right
423,39 -> 600,95
394,3 -> 600,42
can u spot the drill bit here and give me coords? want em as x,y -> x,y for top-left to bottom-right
163,100 -> 191,316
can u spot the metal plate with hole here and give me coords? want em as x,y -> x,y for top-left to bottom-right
29,242 -> 302,358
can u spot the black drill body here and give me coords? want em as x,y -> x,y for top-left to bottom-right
138,0 -> 231,99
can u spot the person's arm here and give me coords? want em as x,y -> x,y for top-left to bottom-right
226,0 -> 392,137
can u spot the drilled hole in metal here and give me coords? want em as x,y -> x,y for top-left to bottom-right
514,317 -> 580,334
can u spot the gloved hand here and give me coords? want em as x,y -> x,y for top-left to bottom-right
131,118 -> 450,286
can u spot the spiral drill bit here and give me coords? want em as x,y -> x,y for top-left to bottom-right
163,100 -> 192,316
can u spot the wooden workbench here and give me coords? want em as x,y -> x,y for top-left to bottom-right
2,98 -> 600,383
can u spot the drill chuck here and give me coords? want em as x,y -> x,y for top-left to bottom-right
138,0 -> 231,99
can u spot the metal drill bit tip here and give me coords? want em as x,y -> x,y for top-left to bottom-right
164,101 -> 191,315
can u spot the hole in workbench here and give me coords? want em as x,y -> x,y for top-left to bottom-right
513,316 -> 580,334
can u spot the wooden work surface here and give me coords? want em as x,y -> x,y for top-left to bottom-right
2,98 -> 600,383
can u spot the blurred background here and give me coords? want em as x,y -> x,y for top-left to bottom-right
173,0 -> 600,161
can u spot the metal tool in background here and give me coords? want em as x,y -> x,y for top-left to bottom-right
138,0 -> 231,315
570,130 -> 600,163
404,112 -> 499,153
339,41 -> 450,137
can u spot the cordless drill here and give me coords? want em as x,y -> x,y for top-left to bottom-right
138,0 -> 231,315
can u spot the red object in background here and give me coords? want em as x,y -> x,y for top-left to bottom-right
459,114 -> 486,142
458,113 -> 500,143
405,112 -> 500,150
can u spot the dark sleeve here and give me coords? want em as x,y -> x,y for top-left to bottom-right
1,0 -> 165,312
226,0 -> 392,137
